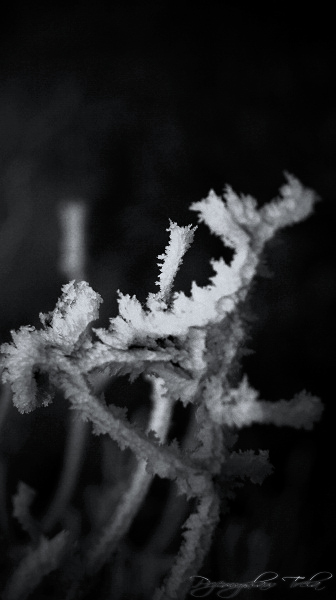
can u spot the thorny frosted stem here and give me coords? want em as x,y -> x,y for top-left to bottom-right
154,491 -> 221,600
49,358 -> 211,499
86,376 -> 174,574
50,357 -> 219,599
57,363 -> 220,599
0,175 -> 320,599
146,407 -> 224,599
143,405 -> 202,557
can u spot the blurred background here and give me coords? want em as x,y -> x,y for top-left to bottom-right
0,2 -> 335,598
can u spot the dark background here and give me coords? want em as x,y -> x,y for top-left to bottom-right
0,2 -> 335,598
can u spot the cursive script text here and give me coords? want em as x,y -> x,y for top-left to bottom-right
189,572 -> 333,598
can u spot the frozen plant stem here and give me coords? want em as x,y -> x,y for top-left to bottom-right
52,364 -> 212,500
0,174 -> 323,600
143,409 -> 201,558
86,375 -> 174,574
154,492 -> 220,600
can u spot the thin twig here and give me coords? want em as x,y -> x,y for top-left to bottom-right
85,376 -> 174,574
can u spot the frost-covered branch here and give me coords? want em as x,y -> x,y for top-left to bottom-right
85,375 -> 174,575
0,174 -> 322,600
